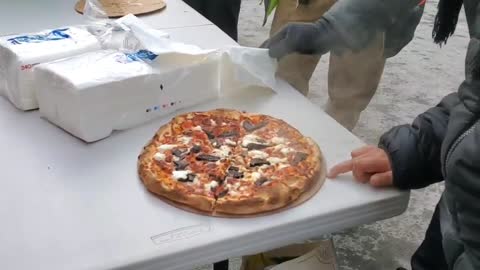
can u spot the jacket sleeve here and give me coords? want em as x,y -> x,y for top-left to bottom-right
322,0 -> 420,51
378,93 -> 460,190
452,157 -> 480,269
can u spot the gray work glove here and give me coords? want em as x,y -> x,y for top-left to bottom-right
261,18 -> 343,59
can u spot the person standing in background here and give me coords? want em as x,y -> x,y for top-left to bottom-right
262,0 -> 424,130
183,0 -> 242,41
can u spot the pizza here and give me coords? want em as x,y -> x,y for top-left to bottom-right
138,109 -> 324,215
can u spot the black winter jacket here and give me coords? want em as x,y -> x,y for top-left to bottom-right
379,1 -> 480,269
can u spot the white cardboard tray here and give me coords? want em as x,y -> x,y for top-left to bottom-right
0,81 -> 409,270
0,0 -> 211,36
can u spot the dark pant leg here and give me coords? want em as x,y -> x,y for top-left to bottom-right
411,204 -> 448,270
213,260 -> 229,270
183,0 -> 206,15
204,0 -> 242,41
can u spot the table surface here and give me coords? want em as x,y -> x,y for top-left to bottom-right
0,1 -> 410,270
0,0 -> 211,35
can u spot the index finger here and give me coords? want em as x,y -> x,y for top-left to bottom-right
327,160 -> 353,178
351,145 -> 376,158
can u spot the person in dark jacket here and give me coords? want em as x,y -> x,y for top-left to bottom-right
325,0 -> 480,269
183,0 -> 242,41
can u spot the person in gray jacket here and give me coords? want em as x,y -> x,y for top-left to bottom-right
327,0 -> 480,269
262,0 -> 424,131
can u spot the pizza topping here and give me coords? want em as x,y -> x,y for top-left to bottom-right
278,164 -> 290,169
210,119 -> 217,126
248,150 -> 269,159
243,120 -> 268,132
217,189 -> 229,198
212,145 -> 231,158
250,171 -> 262,182
153,152 -> 166,161
174,159 -> 189,170
218,130 -> 239,138
158,144 -> 177,152
271,137 -> 286,144
179,136 -> 192,144
191,145 -> 202,153
267,157 -> 288,165
196,154 -> 221,162
246,143 -> 270,151
205,181 -> 219,192
293,152 -> 308,165
280,147 -> 295,155
210,138 -> 221,148
192,125 -> 202,131
250,158 -> 270,167
172,170 -> 193,181
227,166 -> 244,178
204,129 -> 215,139
255,177 -> 269,186
225,138 -> 237,146
241,134 -> 263,147
172,148 -> 188,158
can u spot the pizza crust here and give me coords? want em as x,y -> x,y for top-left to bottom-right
215,182 -> 293,215
146,181 -> 215,212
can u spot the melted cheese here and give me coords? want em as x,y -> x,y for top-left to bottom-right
271,137 -> 286,144
192,125 -> 202,131
250,172 -> 262,182
280,147 -> 294,155
153,152 -> 166,161
248,150 -> 269,159
241,134 -> 261,147
278,164 -> 290,169
213,145 -> 231,158
158,144 -> 177,152
210,119 -> 217,126
205,181 -> 218,191
267,157 -> 288,165
274,144 -> 294,155
172,170 -> 191,180
179,136 -> 192,144
225,138 -> 237,146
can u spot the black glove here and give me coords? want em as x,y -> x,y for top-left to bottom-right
261,18 -> 343,59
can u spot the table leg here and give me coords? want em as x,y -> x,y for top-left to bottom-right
213,260 -> 229,270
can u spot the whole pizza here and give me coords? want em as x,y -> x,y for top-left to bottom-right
138,109 -> 324,215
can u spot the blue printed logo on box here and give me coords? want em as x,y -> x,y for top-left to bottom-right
8,28 -> 71,45
124,50 -> 158,62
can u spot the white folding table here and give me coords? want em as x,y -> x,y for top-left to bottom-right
0,1 -> 410,269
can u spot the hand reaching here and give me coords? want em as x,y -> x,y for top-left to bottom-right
328,146 -> 393,187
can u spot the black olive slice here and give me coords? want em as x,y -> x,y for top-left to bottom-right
174,159 -> 189,170
218,130 -> 239,138
191,145 -> 202,153
255,177 -> 269,186
250,158 -> 270,167
293,152 -> 308,165
246,143 -> 270,150
196,154 -> 221,162
243,120 -> 268,132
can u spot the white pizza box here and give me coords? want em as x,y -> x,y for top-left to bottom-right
34,15 -> 277,142
0,26 -> 101,111
34,49 -> 219,142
